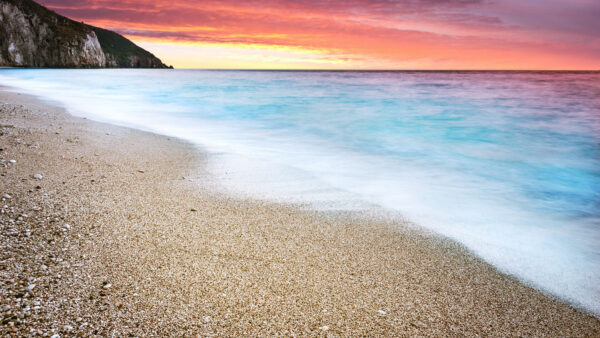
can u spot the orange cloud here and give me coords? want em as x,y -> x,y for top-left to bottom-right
38,0 -> 600,69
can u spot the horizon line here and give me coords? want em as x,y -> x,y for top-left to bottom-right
174,68 -> 600,72
1,67 -> 598,72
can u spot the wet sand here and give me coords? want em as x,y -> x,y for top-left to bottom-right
1,88 -> 599,336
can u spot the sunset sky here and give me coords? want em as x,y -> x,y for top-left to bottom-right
38,0 -> 600,70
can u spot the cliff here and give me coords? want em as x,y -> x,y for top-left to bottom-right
90,26 -> 166,68
0,0 -> 168,68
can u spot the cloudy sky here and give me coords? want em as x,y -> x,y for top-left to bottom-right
38,0 -> 600,69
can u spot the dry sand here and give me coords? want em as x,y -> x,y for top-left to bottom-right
1,88 -> 599,336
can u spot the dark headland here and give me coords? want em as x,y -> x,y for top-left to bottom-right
0,0 -> 171,68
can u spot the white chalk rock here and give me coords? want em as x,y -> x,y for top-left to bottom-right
33,174 -> 43,179
378,310 -> 386,315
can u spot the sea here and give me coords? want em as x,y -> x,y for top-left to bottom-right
1,69 -> 599,315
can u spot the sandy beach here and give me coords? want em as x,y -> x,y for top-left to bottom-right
1,88 -> 599,336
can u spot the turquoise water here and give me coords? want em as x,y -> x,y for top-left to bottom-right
1,69 -> 599,315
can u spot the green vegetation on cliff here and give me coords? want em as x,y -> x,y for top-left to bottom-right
90,26 -> 170,68
0,0 -> 170,68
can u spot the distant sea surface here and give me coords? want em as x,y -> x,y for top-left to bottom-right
1,69 -> 599,315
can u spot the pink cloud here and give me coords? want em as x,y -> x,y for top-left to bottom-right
37,0 -> 600,69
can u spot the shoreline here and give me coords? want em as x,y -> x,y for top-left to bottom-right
1,88 -> 599,335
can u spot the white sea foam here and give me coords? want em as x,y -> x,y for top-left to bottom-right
1,69 -> 599,315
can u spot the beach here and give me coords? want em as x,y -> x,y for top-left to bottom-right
1,88 -> 599,336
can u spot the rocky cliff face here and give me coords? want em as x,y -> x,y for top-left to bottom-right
0,0 -> 105,67
90,26 -> 167,68
0,0 -> 168,68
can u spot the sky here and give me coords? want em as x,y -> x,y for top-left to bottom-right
38,0 -> 600,69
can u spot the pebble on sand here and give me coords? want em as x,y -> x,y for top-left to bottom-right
9,159 -> 16,163
33,173 -> 43,179
378,310 -> 387,315
319,325 -> 329,331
